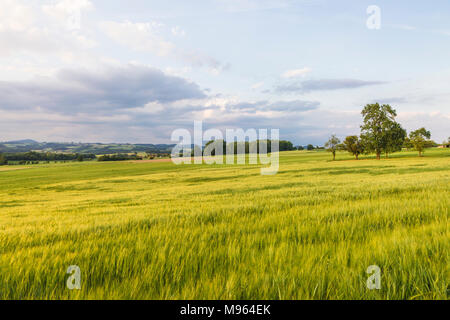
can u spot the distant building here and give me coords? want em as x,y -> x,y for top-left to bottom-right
438,143 -> 450,148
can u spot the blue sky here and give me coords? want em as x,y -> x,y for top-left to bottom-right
0,0 -> 449,145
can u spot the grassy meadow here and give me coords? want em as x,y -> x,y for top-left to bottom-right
0,149 -> 448,300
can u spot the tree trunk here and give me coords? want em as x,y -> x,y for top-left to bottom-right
355,154 -> 359,160
332,152 -> 336,161
376,152 -> 381,160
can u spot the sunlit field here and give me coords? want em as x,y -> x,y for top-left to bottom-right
0,149 -> 448,300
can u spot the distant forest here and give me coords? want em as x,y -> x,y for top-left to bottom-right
0,140 -> 176,155
199,140 -> 297,156
4,152 -> 96,162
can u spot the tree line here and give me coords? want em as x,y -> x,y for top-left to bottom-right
325,103 -> 439,160
0,151 -> 96,165
97,154 -> 143,161
199,140 -> 296,156
297,144 -> 325,151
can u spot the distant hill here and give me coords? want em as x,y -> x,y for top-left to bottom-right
3,139 -> 39,144
0,140 -> 175,155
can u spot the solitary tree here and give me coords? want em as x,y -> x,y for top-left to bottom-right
342,135 -> 364,160
324,134 -> 341,160
409,128 -> 431,157
306,144 -> 314,151
360,103 -> 399,160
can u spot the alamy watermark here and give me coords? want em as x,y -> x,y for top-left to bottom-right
170,121 -> 280,175
67,7 -> 81,31
366,265 -> 381,290
66,265 -> 81,290
367,5 -> 381,30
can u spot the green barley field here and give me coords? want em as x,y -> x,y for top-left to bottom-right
0,149 -> 448,300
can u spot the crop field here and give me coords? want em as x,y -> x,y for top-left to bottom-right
0,149 -> 448,300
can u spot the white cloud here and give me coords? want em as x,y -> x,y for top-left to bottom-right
390,24 -> 417,31
0,0 -> 35,31
216,0 -> 290,12
0,0 -> 96,58
0,1 -> 48,55
100,20 -> 226,72
281,67 -> 312,79
251,82 -> 264,90
42,0 -> 93,30
100,20 -> 174,57
171,26 -> 186,37
434,30 -> 450,37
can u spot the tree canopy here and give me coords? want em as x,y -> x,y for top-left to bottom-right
341,136 -> 364,160
360,103 -> 405,160
324,135 -> 340,160
409,128 -> 431,157
383,121 -> 407,158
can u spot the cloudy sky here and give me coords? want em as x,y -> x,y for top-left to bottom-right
1,0 -> 449,145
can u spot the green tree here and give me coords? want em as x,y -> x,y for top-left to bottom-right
409,128 -> 431,157
360,103 -> 400,160
403,137 -> 413,150
0,154 -> 7,165
306,144 -> 314,151
383,122 -> 407,158
279,140 -> 296,151
77,154 -> 84,162
342,136 -> 364,160
424,140 -> 438,148
324,134 -> 341,161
